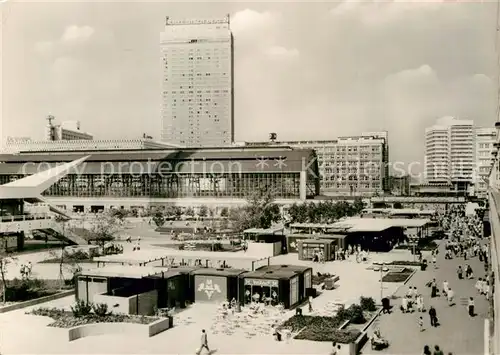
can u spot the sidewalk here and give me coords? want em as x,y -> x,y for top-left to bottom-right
363,242 -> 489,355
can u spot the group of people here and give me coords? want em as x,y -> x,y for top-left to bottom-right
400,286 -> 425,313
19,261 -> 32,280
332,244 -> 369,263
417,204 -> 489,354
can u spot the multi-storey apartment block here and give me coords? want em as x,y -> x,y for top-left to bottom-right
244,132 -> 389,196
475,127 -> 496,198
425,117 -> 474,193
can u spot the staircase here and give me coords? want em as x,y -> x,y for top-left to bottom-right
35,227 -> 89,245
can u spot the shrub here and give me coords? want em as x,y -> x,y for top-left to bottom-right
346,304 -> 366,324
63,250 -> 90,261
336,306 -> 350,322
92,303 -> 110,317
4,278 -> 50,302
360,296 -> 377,312
28,307 -> 66,319
71,300 -> 92,317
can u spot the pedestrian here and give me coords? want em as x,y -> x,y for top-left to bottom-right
431,279 -> 438,298
468,297 -> 475,317
418,316 -> 425,332
457,265 -> 463,280
447,288 -> 455,306
423,345 -> 432,355
432,254 -> 437,268
429,306 -> 438,327
308,296 -> 313,313
433,345 -> 444,355
442,281 -> 449,297
198,329 -> 210,354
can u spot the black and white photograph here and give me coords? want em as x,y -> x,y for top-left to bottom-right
0,0 -> 497,354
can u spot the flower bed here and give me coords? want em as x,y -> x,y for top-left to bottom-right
312,273 -> 333,285
387,261 -> 422,266
295,328 -> 361,343
27,307 -> 159,328
381,268 -> 414,283
1,278 -> 68,302
280,297 -> 377,343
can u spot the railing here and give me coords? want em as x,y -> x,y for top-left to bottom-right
0,213 -> 52,223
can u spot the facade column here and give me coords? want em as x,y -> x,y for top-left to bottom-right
299,171 -> 306,201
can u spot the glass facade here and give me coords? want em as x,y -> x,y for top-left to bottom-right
0,173 -> 302,199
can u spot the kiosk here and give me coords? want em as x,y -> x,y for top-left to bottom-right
297,239 -> 335,261
239,268 -> 303,309
192,268 -> 246,303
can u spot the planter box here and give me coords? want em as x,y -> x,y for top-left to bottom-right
68,317 -> 171,341
0,290 -> 75,314
349,331 -> 369,355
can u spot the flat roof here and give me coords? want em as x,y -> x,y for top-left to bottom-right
94,249 -> 267,264
290,223 -> 339,229
363,208 -> 436,215
242,269 -> 297,280
0,148 -> 317,174
333,217 -> 430,232
243,227 -> 284,234
191,268 -> 247,277
287,233 -> 347,239
262,264 -> 312,273
80,265 -> 171,279
300,239 -> 335,243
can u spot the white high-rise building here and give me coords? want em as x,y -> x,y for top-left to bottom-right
424,117 -> 474,192
474,127 -> 497,197
160,16 -> 234,147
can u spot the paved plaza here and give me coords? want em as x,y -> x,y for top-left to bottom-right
0,242 -> 420,355
0,220 -> 487,355
363,242 -> 489,355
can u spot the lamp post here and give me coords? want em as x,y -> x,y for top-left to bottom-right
374,261 -> 387,303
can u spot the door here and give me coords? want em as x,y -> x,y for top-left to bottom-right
289,276 -> 299,306
304,270 -> 312,295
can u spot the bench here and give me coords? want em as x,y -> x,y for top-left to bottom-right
324,275 -> 340,290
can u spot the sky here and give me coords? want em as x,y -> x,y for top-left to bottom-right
0,0 -> 497,167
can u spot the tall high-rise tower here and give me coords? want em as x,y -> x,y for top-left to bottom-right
160,16 -> 234,147
424,116 -> 474,192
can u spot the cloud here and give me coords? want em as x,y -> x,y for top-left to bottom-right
61,25 -> 94,42
34,41 -> 54,56
34,25 -> 96,56
4,2 -> 496,159
266,46 -> 299,59
231,9 -> 277,35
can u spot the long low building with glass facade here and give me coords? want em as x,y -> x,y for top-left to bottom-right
0,146 -> 320,212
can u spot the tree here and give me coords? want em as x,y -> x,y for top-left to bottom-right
152,210 -> 165,228
89,213 -> 120,252
288,203 -> 308,224
109,208 -> 126,221
220,207 -> 229,218
198,205 -> 208,218
174,206 -> 182,220
185,207 -> 195,217
0,251 -> 14,304
229,187 -> 282,231
352,198 -> 365,214
52,214 -> 71,287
